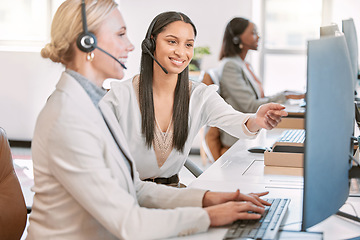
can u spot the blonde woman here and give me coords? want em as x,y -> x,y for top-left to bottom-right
27,1 -> 272,239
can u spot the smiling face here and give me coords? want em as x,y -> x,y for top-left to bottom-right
92,9 -> 134,81
153,21 -> 195,75
240,22 -> 260,50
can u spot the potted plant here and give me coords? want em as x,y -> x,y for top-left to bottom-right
189,46 -> 211,71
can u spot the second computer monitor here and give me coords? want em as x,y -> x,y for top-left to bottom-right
342,18 -> 359,88
320,23 -> 340,38
302,35 -> 354,230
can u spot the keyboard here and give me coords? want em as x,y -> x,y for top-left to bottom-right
269,129 -> 305,153
277,129 -> 305,146
223,198 -> 290,240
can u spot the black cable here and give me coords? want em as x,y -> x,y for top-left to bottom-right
349,154 -> 360,166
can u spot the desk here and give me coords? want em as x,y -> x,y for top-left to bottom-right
276,100 -> 305,129
173,129 -> 360,240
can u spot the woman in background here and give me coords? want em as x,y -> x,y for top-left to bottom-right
204,17 -> 304,157
102,11 -> 287,187
27,1 -> 272,239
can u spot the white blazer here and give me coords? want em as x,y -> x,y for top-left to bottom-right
26,72 -> 210,240
102,77 -> 257,179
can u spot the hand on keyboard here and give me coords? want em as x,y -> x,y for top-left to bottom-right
244,192 -> 272,207
203,189 -> 271,227
223,198 -> 290,240
205,201 -> 266,227
203,189 -> 271,208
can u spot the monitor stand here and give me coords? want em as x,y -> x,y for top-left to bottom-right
336,165 -> 360,223
336,211 -> 360,223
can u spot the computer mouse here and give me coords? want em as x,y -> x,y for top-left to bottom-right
247,146 -> 268,153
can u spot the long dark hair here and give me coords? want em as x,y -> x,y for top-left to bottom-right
139,11 -> 197,152
219,17 -> 249,60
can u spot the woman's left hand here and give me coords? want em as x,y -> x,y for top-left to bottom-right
246,103 -> 288,132
203,189 -> 271,207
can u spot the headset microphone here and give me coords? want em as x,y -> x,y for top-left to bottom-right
95,46 -> 127,69
141,42 -> 168,74
76,0 -> 127,70
141,19 -> 168,74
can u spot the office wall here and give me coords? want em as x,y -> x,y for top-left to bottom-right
331,0 -> 360,69
1,0 -> 359,141
0,50 -> 63,140
119,0 -> 255,80
0,0 -> 255,141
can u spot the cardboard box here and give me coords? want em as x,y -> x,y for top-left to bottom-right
276,117 -> 304,129
264,149 -> 304,168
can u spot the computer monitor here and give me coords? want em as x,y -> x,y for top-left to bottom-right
355,102 -> 360,128
302,35 -> 354,230
320,23 -> 340,38
342,18 -> 359,90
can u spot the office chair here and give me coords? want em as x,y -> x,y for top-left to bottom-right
183,68 -> 224,177
184,158 -> 203,178
201,69 -> 220,91
200,69 -> 224,162
0,127 -> 27,240
202,128 -> 217,163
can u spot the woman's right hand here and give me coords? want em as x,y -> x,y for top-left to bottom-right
204,201 -> 266,227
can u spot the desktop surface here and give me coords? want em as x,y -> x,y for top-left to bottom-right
283,99 -> 306,117
276,100 -> 305,129
181,129 -> 360,240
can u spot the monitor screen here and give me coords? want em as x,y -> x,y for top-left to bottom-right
302,35 -> 354,230
342,18 -> 359,88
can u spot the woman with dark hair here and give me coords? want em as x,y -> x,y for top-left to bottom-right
206,17 -> 305,154
102,12 -> 287,187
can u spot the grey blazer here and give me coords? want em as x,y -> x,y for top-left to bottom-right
217,56 -> 286,147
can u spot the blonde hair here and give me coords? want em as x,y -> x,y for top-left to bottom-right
41,0 -> 118,65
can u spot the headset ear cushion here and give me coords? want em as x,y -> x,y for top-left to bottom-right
76,32 -> 97,53
233,36 -> 240,45
150,38 -> 156,51
141,38 -> 155,54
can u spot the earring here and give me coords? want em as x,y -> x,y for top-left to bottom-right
239,43 -> 244,49
86,52 -> 94,62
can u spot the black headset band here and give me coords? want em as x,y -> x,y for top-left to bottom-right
227,22 -> 236,38
81,0 -> 88,33
146,17 -> 158,40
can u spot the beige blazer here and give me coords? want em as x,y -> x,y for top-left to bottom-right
217,56 -> 286,146
26,72 -> 209,240
219,56 -> 286,114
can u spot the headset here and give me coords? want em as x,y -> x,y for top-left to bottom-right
76,0 -> 127,69
227,23 -> 241,45
141,18 -> 168,74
